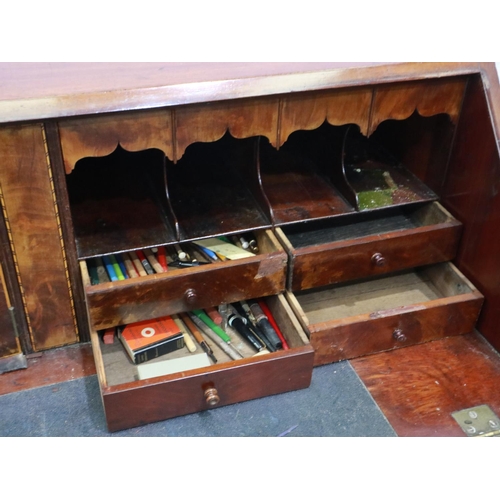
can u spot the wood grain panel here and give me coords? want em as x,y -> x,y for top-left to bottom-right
0,124 -> 78,350
351,333 -> 500,437
369,77 -> 467,135
58,108 -> 173,173
174,96 -> 279,160
443,75 -> 500,352
279,87 -> 372,144
98,335 -> 312,432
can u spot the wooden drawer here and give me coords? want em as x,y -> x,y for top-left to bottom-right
286,262 -> 483,366
79,230 -> 287,331
276,202 -> 462,291
90,294 -> 314,432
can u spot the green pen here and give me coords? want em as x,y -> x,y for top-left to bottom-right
192,309 -> 231,343
109,254 -> 125,280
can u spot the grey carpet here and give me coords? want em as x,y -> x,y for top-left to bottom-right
0,361 -> 396,437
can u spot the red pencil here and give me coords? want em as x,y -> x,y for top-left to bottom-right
157,246 -> 168,271
257,299 -> 289,350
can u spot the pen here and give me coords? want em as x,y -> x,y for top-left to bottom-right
144,248 -> 165,274
172,315 -> 197,353
188,312 -> 243,361
156,246 -> 168,271
109,254 -> 125,280
128,251 -> 147,277
115,254 -> 129,279
136,249 -> 154,275
227,305 -> 265,352
102,255 -> 118,282
257,299 -> 289,350
179,312 -> 217,364
192,309 -> 231,343
248,299 -> 283,350
122,252 -> 139,278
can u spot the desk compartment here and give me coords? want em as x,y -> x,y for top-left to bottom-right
287,262 -> 483,365
276,202 -> 462,291
90,293 -> 314,432
80,230 -> 287,330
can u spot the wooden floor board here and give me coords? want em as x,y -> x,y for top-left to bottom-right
351,332 -> 500,436
0,343 -> 96,396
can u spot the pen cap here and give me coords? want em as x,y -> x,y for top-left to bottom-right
228,313 -> 264,352
249,302 -> 283,350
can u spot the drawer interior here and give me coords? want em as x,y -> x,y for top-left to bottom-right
93,294 -> 310,388
280,201 -> 458,249
291,262 -> 479,325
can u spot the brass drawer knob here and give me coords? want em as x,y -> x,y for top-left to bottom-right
184,288 -> 198,305
393,329 -> 407,342
204,387 -> 220,406
371,252 -> 386,267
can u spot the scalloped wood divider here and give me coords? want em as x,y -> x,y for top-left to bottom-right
58,78 -> 467,173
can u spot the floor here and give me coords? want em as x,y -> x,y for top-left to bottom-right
1,331 -> 500,436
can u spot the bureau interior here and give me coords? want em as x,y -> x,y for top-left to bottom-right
66,146 -> 177,259
294,263 -> 473,323
96,293 -> 309,387
282,201 -> 452,248
166,133 -> 272,241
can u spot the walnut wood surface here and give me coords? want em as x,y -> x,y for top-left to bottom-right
351,332 -> 500,436
0,124 -> 78,350
102,345 -> 313,432
279,87 -> 372,143
85,249 -> 287,330
292,264 -> 483,365
175,96 -> 280,160
58,109 -> 174,173
283,212 -> 462,291
443,74 -> 500,352
368,77 -> 467,135
0,262 -> 18,357
2,63 -> 478,124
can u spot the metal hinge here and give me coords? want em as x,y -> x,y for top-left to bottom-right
452,404 -> 500,437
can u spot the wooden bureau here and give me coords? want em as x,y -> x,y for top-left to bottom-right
1,63 -> 499,431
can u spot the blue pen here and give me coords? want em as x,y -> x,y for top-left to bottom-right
102,255 -> 118,282
193,243 -> 218,261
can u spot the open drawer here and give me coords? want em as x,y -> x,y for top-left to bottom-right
79,230 -> 287,330
89,294 -> 314,432
286,262 -> 483,366
276,202 -> 462,291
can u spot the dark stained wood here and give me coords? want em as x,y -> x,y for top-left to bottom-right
58,108 -> 174,173
84,231 -> 287,330
0,261 -> 19,358
0,124 -> 78,350
45,121 -> 90,343
174,96 -> 280,160
0,343 -> 95,396
368,77 -> 467,135
0,63 -> 478,124
278,202 -> 462,291
351,332 -> 500,437
279,86 -> 372,143
168,135 -> 272,241
291,263 -> 483,366
443,74 -> 500,352
91,293 -> 313,432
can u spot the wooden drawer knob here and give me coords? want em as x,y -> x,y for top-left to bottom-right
371,252 -> 386,267
393,329 -> 407,342
184,288 -> 198,305
204,387 -> 220,406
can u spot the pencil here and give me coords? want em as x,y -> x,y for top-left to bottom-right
179,312 -> 217,364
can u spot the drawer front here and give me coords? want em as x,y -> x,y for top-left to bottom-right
310,295 -> 483,366
85,252 -> 287,330
102,348 -> 313,432
288,222 -> 461,291
90,293 -> 314,432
